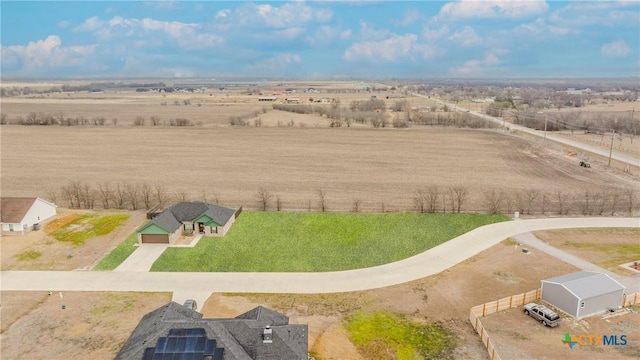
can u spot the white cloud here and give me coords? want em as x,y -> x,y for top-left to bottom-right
343,34 -> 441,63
56,20 -> 72,29
448,26 -> 482,47
80,16 -> 222,50
449,49 -> 508,76
422,25 -> 450,42
358,21 -> 392,40
439,0 -> 548,19
73,16 -> 104,32
340,29 -> 352,40
601,40 -> 630,57
216,9 -> 231,19
1,35 -> 96,72
232,2 -> 332,28
549,1 -> 639,28
397,9 -> 422,26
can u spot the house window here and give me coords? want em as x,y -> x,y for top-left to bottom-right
580,301 -> 585,308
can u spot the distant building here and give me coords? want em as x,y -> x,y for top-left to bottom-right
117,302 -> 309,360
285,97 -> 300,104
258,96 -> 277,101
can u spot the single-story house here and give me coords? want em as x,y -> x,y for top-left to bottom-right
541,270 -> 626,319
137,202 -> 239,244
116,302 -> 309,360
1,197 -> 57,235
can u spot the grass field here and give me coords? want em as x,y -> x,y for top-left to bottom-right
151,212 -> 508,272
344,311 -> 454,360
93,228 -> 141,270
49,213 -> 129,245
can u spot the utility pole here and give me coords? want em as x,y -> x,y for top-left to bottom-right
608,131 -> 614,167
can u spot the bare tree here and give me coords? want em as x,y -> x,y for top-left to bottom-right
625,186 -> 637,214
133,116 -> 146,126
256,188 -> 273,211
555,190 -> 570,215
581,190 -> 591,215
426,186 -> 439,213
593,190 -> 607,215
114,183 -> 127,209
150,116 -> 162,126
541,193 -> 549,215
450,186 -> 469,213
276,195 -> 282,211
610,191 -> 620,216
317,188 -> 327,212
154,184 -> 168,207
413,190 -> 426,213
483,190 -> 505,214
125,184 -> 140,210
0,113 -> 7,125
98,183 -> 114,208
352,198 -> 362,213
141,182 -> 153,209
46,188 -> 58,205
175,190 -> 189,202
525,189 -> 539,215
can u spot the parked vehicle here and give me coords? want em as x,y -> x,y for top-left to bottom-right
580,160 -> 591,168
183,299 -> 197,311
524,302 -> 560,327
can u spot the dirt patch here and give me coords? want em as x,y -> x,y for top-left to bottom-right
2,126 -> 635,213
533,228 -> 640,274
0,209 -> 146,270
0,291 -> 172,360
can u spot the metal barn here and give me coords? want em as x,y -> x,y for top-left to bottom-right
541,271 -> 625,319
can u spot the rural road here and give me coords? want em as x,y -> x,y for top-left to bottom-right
1,217 -> 638,295
413,93 -> 639,167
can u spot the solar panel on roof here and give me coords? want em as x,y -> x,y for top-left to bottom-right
143,348 -> 155,360
185,336 -> 197,352
176,337 -> 187,352
156,337 -> 168,352
203,339 -> 215,354
187,328 -> 204,336
195,336 -> 205,352
166,337 -> 178,352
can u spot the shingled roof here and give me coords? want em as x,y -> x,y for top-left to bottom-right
117,302 -> 308,360
143,202 -> 236,233
1,197 -> 37,223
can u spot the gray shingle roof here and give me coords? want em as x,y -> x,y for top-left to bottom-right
146,202 -> 236,233
117,302 -> 308,360
543,271 -> 625,300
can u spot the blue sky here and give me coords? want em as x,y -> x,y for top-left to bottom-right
1,1 -> 638,79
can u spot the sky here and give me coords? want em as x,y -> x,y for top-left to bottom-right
1,0 -> 639,79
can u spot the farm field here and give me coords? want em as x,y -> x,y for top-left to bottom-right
2,125 -> 636,213
150,212 -> 508,272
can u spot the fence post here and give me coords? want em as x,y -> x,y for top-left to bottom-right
483,303 -> 486,316
509,296 -> 513,308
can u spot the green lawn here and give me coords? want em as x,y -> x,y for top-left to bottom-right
50,213 -> 130,246
151,212 -> 508,272
93,226 -> 142,270
345,311 -> 454,360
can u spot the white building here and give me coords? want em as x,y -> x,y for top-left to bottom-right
1,197 -> 58,235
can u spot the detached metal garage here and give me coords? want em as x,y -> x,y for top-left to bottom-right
541,271 -> 625,319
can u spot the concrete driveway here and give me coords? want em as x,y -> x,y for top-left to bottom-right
1,217 -> 638,294
114,244 -> 169,272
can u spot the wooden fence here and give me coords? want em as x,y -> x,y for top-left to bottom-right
623,292 -> 640,307
469,289 -> 541,360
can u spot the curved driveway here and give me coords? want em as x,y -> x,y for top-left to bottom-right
1,217 -> 638,294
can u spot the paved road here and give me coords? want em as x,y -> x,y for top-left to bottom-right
413,94 -> 639,167
513,232 -> 640,293
1,217 -> 637,294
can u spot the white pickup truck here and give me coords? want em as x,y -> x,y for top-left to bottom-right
524,303 -> 560,327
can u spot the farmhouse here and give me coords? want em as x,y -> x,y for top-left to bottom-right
138,202 -> 239,244
116,302 -> 308,360
541,271 -> 625,319
1,197 -> 57,235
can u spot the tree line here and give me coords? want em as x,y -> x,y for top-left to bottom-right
0,112 -> 201,127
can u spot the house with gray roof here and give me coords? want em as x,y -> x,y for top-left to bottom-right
116,302 -> 309,360
138,202 -> 240,244
541,270 -> 626,319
